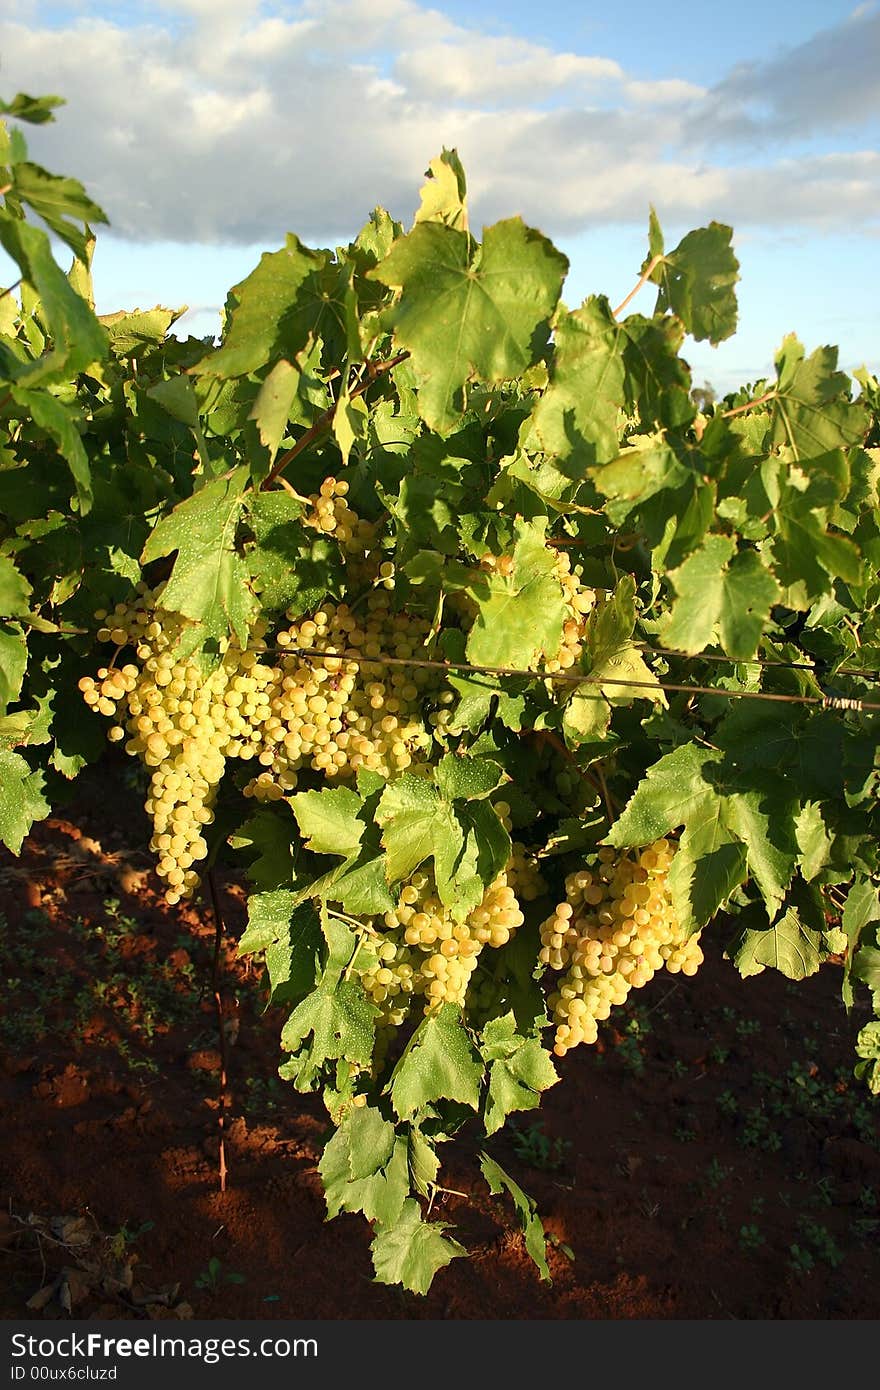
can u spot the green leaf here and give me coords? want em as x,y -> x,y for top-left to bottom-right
245,492 -> 338,616
280,979 -> 376,1090
728,883 -> 827,979
409,1129 -> 441,1197
0,556 -> 32,616
11,161 -> 107,262
479,1154 -> 551,1282
414,148 -> 468,231
619,313 -> 695,431
609,743 -> 796,930
370,1199 -> 465,1296
191,235 -> 327,378
465,520 -> 567,669
99,306 -> 182,355
0,218 -> 107,387
770,338 -> 870,463
661,536 -> 780,659
9,386 -> 92,510
528,295 -> 626,468
842,878 -> 880,957
646,214 -> 739,344
228,809 -> 296,889
389,1004 -> 483,1120
141,469 -> 256,648
766,457 -> 861,607
249,359 -> 300,460
852,927 -> 880,996
0,747 -> 50,854
0,625 -> 27,711
434,753 -> 505,803
238,894 -> 321,1005
319,1111 -> 409,1226
371,218 -> 567,433
0,92 -> 64,125
794,803 -> 833,882
290,786 -> 365,859
481,1014 -> 559,1136
854,1021 -> 880,1094
376,773 -> 451,881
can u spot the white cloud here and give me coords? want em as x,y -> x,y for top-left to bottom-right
0,0 -> 876,246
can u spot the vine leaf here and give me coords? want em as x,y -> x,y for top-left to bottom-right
290,786 -> 365,859
0,556 -> 33,616
279,915 -> 377,1089
389,1004 -> 483,1120
191,235 -> 327,379
661,535 -> 780,660
370,1198 -> 465,1296
608,742 -> 798,930
0,747 -> 49,854
0,626 -> 27,711
319,1110 -> 409,1226
0,218 -> 107,386
727,883 -> 828,980
141,468 -> 256,649
465,520 -> 568,670
376,760 -> 511,914
228,809 -> 296,889
414,148 -> 468,231
854,1022 -> 880,1095
238,894 -> 321,1007
528,295 -> 625,469
645,211 -> 739,345
370,217 -> 567,433
479,1154 -> 551,1282
769,337 -> 870,462
480,1014 -> 559,1136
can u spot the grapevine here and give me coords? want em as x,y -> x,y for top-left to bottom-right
2,101 -> 880,1298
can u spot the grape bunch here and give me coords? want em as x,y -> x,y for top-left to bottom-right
78,477 -> 456,904
79,589 -> 274,904
355,864 -> 526,1026
539,842 -> 703,1057
244,587 -> 446,798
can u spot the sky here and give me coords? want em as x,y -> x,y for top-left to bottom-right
1,0 -> 878,395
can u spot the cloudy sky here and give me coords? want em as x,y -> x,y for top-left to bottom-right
1,0 -> 878,393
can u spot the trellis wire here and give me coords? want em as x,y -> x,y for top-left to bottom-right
277,646 -> 880,713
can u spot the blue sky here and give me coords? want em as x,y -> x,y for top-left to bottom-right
1,0 -> 878,394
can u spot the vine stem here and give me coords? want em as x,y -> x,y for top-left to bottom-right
259,351 -> 409,492
722,388 -> 777,419
613,254 -> 663,318
207,870 -> 230,1195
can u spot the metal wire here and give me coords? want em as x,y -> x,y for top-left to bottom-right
277,646 -> 880,713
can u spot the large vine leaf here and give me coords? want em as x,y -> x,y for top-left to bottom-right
769,338 -> 870,463
0,747 -> 50,854
389,1004 -> 483,1120
190,235 -> 327,379
646,211 -> 739,344
528,295 -> 625,469
661,535 -> 780,659
728,883 -> 828,980
140,468 -> 256,648
319,1109 -> 410,1226
480,1014 -> 559,1136
465,520 -> 567,669
371,217 -> 567,433
608,742 -> 798,930
370,1199 -> 465,1296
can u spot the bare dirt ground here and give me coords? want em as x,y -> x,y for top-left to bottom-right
1,759 -> 879,1320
